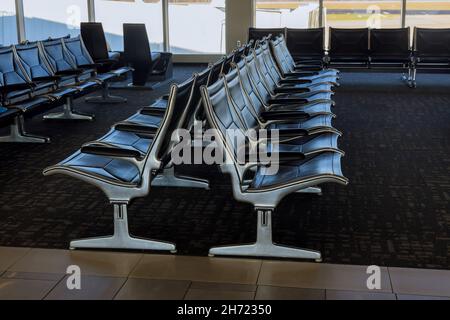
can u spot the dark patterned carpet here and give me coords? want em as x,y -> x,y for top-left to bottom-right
0,67 -> 449,269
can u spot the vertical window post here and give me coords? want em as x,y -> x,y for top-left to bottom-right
15,0 -> 26,43
163,0 -> 170,52
319,0 -> 324,28
87,0 -> 95,22
401,0 -> 406,28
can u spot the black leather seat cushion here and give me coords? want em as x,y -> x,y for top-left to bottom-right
95,73 -> 117,82
268,114 -> 334,132
274,132 -> 340,156
58,151 -> 142,186
84,129 -> 153,158
277,91 -> 333,102
10,96 -> 52,117
250,152 -> 344,190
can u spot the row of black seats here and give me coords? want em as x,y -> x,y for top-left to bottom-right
0,35 -> 131,143
250,27 -> 450,88
81,22 -> 173,87
43,36 -> 348,261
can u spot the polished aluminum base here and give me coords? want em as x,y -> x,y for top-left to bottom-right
0,116 -> 50,143
209,210 -> 322,261
152,167 -> 210,190
85,84 -> 127,104
70,204 -> 176,252
44,98 -> 94,121
297,187 -> 322,195
126,82 -> 160,91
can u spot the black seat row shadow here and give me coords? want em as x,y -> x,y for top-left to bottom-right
249,27 -> 450,88
0,35 -> 132,143
43,35 -> 349,261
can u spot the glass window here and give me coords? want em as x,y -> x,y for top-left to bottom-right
95,0 -> 163,52
323,0 -> 402,29
255,0 -> 320,28
169,0 -> 226,54
23,0 -> 88,42
406,0 -> 450,30
0,0 -> 18,46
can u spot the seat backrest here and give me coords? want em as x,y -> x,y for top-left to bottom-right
260,40 -> 284,83
40,39 -> 77,73
244,52 -> 273,103
63,36 -> 95,68
235,59 -> 267,118
208,57 -> 225,86
414,28 -> 450,58
155,76 -> 196,166
14,42 -> 55,81
224,68 -> 261,131
80,22 -> 110,61
123,23 -> 153,66
244,40 -> 254,56
201,77 -> 250,185
249,27 -> 286,42
370,28 -> 410,58
191,66 -> 213,126
182,67 -> 211,130
286,28 -> 325,59
269,36 -> 292,75
232,46 -> 246,65
221,52 -> 235,75
0,46 -> 33,102
253,45 -> 278,93
329,27 -> 369,58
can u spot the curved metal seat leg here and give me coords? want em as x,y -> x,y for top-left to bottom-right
152,167 -> 210,190
85,82 -> 127,104
44,97 -> 94,121
209,209 -> 322,262
70,204 -> 176,252
0,116 -> 50,143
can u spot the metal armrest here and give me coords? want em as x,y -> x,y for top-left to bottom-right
279,78 -> 311,85
268,97 -> 308,105
274,86 -> 309,94
140,108 -> 166,116
56,69 -> 84,76
285,71 -> 319,77
114,123 -> 158,134
261,110 -> 309,121
81,144 -> 143,160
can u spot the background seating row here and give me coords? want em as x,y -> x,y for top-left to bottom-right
249,27 -> 450,88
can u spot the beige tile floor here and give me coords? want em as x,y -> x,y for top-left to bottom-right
1,246 -> 449,300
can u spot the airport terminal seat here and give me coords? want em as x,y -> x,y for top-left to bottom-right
42,37 -> 348,260
369,28 -> 412,64
328,27 -> 370,67
201,76 -> 348,260
80,22 -> 129,73
270,36 -> 340,85
63,35 -> 130,104
286,28 -> 326,66
43,81 -> 196,252
410,27 -> 450,87
39,39 -> 101,121
0,46 -> 55,143
245,49 -> 336,110
123,23 -> 173,87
